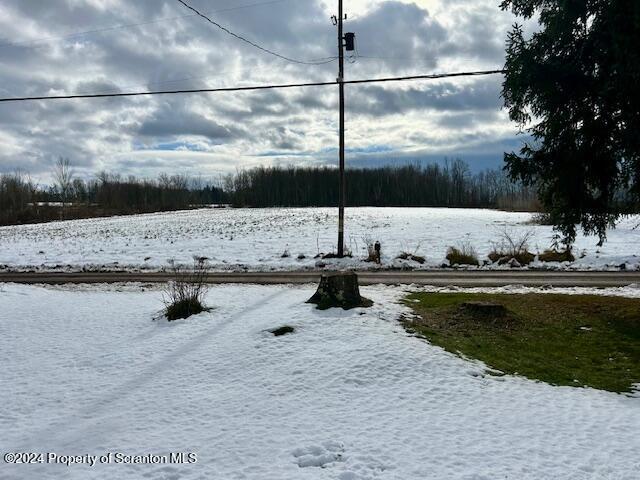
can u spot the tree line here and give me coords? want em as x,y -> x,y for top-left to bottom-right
0,167 -> 226,226
225,160 -> 538,211
1,158 -> 538,227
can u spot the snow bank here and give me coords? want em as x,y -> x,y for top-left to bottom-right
0,207 -> 638,272
402,282 -> 640,298
1,283 -> 638,479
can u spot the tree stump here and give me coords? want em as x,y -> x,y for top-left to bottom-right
307,272 -> 373,310
460,302 -> 507,317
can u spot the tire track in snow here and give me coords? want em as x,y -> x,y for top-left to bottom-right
15,288 -> 287,453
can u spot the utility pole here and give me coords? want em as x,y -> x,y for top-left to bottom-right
332,2 -> 355,258
337,0 -> 346,257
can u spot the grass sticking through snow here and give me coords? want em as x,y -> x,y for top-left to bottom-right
446,246 -> 479,266
404,292 -> 640,393
397,252 -> 426,264
538,249 -> 576,263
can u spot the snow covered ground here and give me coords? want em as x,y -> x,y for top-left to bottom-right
1,283 -> 638,480
0,207 -> 638,272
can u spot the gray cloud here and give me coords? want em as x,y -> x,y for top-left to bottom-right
350,1 -> 447,70
137,102 -> 239,141
348,77 -> 502,116
0,0 -> 530,180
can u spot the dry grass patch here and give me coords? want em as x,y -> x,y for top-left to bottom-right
163,258 -> 210,321
488,228 -> 535,266
446,243 -> 479,266
539,249 -> 576,263
397,252 -> 426,264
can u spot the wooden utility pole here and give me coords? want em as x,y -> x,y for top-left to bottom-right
337,0 -> 346,257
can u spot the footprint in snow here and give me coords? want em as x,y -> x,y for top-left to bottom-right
292,441 -> 345,468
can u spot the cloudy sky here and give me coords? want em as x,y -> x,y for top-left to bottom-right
0,0 -> 536,182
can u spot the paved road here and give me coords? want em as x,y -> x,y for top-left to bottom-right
1,270 -> 639,287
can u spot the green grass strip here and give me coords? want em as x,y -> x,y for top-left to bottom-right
405,292 -> 640,393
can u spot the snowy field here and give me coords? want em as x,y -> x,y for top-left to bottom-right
0,207 -> 638,272
1,282 -> 639,480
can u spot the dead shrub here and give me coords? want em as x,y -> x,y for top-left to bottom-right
446,242 -> 479,266
397,242 -> 425,264
163,257 -> 209,321
489,228 -> 535,266
539,249 -> 575,263
526,212 -> 553,225
322,248 -> 353,259
397,252 -> 426,264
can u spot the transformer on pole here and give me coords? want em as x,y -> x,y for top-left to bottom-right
344,32 -> 356,52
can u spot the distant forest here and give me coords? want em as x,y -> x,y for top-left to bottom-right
0,159 -> 538,226
0,171 -> 226,226
226,160 -> 538,211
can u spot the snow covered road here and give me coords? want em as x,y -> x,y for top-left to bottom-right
1,283 -> 639,480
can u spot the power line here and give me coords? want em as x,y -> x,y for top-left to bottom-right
346,70 -> 506,85
0,81 -> 335,103
175,0 -> 336,65
0,70 -> 507,103
0,0 -> 294,50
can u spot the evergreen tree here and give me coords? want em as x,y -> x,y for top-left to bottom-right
501,0 -> 640,245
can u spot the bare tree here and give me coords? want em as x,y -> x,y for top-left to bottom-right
53,157 -> 74,218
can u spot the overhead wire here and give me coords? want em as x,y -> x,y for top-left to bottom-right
175,0 -> 336,65
0,70 -> 507,103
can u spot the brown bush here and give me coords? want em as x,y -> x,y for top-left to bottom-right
488,228 -> 535,266
446,244 -> 479,266
397,252 -> 426,264
539,249 -> 575,263
163,258 -> 209,321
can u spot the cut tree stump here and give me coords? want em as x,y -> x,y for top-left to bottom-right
307,272 -> 373,310
460,301 -> 507,317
